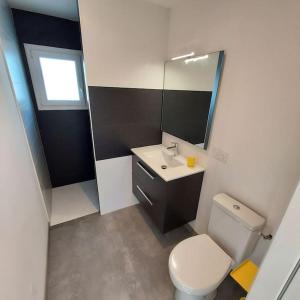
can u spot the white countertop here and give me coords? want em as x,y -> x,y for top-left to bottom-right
131,144 -> 205,182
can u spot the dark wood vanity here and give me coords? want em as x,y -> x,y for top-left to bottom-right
132,155 -> 203,233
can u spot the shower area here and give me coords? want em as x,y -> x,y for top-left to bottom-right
8,5 -> 99,225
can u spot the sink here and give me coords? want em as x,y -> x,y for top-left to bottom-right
131,144 -> 205,182
143,148 -> 184,169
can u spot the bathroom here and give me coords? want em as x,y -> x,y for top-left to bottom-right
1,0 -> 300,299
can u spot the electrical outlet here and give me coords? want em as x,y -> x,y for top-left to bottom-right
211,147 -> 229,163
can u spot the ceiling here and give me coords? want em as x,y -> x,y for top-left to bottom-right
6,0 -> 179,21
7,0 -> 79,21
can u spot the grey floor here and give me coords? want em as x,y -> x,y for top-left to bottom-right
47,205 -> 245,300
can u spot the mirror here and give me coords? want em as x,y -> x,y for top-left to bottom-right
162,51 -> 224,149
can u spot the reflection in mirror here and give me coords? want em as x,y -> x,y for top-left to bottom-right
162,51 -> 224,149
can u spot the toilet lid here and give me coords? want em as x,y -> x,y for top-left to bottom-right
169,234 -> 232,296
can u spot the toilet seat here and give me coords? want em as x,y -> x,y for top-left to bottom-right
169,234 -> 232,296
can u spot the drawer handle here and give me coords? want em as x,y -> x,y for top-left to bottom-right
136,185 -> 153,206
137,161 -> 155,180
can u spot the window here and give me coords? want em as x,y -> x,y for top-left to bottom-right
25,44 -> 87,110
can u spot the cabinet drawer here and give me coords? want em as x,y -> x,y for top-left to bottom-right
132,156 -> 165,201
133,181 -> 154,214
132,155 -> 157,183
133,177 -> 165,231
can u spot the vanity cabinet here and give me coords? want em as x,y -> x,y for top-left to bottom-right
132,155 -> 203,233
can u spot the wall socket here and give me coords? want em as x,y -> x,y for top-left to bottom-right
211,147 -> 229,163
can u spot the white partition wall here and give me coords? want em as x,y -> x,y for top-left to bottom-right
0,2 -> 49,299
78,0 -> 169,214
0,0 -> 52,218
0,41 -> 48,300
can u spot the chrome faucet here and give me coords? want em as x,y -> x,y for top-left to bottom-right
166,142 -> 179,156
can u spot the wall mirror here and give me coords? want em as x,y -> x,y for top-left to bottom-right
162,50 -> 224,149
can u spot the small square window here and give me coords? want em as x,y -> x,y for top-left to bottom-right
40,57 -> 80,101
25,44 -> 87,110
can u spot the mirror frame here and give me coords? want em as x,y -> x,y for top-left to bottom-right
203,50 -> 224,149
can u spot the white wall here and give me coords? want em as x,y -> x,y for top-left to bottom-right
78,0 -> 169,214
0,32 -> 48,300
247,182 -> 300,299
167,0 -> 300,263
95,156 -> 138,214
79,0 -> 169,89
0,0 -> 52,218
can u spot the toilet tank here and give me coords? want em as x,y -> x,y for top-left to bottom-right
208,193 -> 265,266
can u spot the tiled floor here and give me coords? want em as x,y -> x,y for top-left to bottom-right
50,180 -> 99,226
47,205 -> 245,300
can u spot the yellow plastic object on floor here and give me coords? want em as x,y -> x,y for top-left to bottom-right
230,259 -> 259,293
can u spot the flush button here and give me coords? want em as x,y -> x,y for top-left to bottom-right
233,204 -> 240,210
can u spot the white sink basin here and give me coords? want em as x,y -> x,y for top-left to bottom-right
143,148 -> 184,168
131,144 -> 205,182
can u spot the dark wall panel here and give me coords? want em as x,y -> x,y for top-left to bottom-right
89,86 -> 163,160
12,9 -> 95,187
11,9 -> 82,50
162,90 -> 212,145
38,111 -> 95,187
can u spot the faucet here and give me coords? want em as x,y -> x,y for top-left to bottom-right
166,142 -> 179,156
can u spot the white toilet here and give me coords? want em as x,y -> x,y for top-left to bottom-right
169,193 -> 265,300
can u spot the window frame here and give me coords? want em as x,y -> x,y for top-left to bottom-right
24,44 -> 87,110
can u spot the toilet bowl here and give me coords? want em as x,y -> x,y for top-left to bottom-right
169,234 -> 232,300
168,193 -> 266,300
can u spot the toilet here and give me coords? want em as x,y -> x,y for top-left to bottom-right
169,193 -> 265,300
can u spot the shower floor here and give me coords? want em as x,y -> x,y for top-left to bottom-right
50,179 -> 99,226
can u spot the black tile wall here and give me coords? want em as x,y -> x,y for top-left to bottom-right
89,86 -> 163,160
12,9 -> 82,50
12,9 -> 95,187
38,110 -> 95,187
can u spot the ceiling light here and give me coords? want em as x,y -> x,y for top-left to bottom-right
171,52 -> 195,61
185,55 -> 209,64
